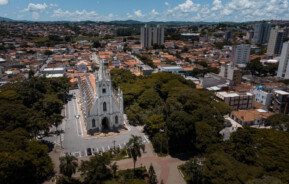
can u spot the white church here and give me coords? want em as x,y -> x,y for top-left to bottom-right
78,55 -> 124,134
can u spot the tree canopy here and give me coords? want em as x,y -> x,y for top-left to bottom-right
111,69 -> 229,155
0,77 -> 69,184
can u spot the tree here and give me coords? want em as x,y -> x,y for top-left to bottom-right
144,114 -> 165,137
79,153 -> 112,184
44,50 -> 53,55
93,41 -> 101,48
182,158 -> 204,184
111,162 -> 118,178
230,128 -> 257,164
59,155 -> 78,178
151,132 -> 168,154
0,130 -> 54,184
56,176 -> 81,184
265,114 -> 289,132
126,135 -> 145,172
148,164 -> 158,184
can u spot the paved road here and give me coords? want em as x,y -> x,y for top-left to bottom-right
220,116 -> 242,140
45,89 -> 149,158
34,57 -> 52,77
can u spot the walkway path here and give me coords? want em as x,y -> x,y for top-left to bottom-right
116,144 -> 186,184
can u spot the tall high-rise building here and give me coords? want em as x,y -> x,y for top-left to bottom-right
267,26 -> 285,57
152,25 -> 165,46
141,25 -> 164,49
277,41 -> 289,79
141,25 -> 152,49
231,44 -> 251,66
253,22 -> 271,44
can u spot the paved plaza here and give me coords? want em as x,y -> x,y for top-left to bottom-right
46,89 -> 149,157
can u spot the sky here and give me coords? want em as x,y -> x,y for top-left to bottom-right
0,0 -> 289,22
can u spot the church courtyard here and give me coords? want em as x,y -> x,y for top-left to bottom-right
46,89 -> 149,157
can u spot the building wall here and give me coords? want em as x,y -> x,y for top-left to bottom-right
267,27 -> 285,57
79,61 -> 124,134
272,91 -> 289,114
252,89 -> 272,107
141,25 -> 164,49
277,41 -> 289,79
232,44 -> 251,66
221,94 -> 253,110
253,22 -> 271,44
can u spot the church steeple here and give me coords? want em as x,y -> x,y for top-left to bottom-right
97,60 -> 110,81
91,53 -> 110,81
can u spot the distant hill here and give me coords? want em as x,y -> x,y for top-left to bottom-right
0,17 -> 13,22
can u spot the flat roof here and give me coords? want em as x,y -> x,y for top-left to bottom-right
216,91 -> 253,98
181,33 -> 200,36
46,74 -> 64,78
274,90 -> 289,95
217,92 -> 239,98
43,67 -> 65,71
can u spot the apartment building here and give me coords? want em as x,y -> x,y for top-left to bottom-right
216,91 -> 254,110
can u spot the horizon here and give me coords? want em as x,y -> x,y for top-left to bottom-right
0,0 -> 289,22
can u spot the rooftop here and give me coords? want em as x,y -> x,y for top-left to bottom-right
231,109 -> 274,122
216,91 -> 253,99
274,90 -> 289,95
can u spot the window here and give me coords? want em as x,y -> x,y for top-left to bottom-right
115,116 -> 118,124
102,88 -> 106,94
103,102 -> 107,112
92,119 -> 96,127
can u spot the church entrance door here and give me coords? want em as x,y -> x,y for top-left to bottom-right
101,117 -> 110,132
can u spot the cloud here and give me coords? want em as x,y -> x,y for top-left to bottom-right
165,2 -> 169,6
150,9 -> 159,16
25,3 -> 48,12
52,9 -> 100,21
0,0 -> 8,5
134,10 -> 143,17
176,0 -> 200,12
163,0 -> 289,22
23,3 -> 49,20
212,0 -> 222,11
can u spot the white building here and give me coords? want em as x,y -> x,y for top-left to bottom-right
158,65 -> 183,74
219,64 -> 242,85
277,41 -> 289,79
267,26 -> 285,57
78,58 -> 124,134
216,91 -> 254,110
251,87 -> 272,107
141,25 -> 164,49
231,44 -> 251,67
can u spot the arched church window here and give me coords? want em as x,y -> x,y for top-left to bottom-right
92,119 -> 96,127
115,116 -> 118,124
103,102 -> 107,112
102,88 -> 106,94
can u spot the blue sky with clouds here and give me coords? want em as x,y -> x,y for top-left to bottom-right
0,0 -> 289,22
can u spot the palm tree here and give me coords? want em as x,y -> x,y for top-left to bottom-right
126,135 -> 145,172
59,154 -> 78,178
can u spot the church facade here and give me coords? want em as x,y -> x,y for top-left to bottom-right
78,59 -> 124,134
